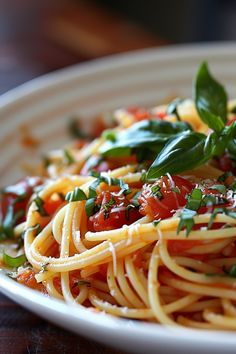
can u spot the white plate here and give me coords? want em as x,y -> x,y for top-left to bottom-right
1,42 -> 236,354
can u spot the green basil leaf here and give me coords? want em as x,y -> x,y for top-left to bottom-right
65,187 -> 87,202
63,149 -> 75,165
186,188 -> 202,211
147,132 -> 207,179
177,209 -> 197,236
100,120 -> 192,158
195,62 -> 227,133
3,252 -> 27,268
34,196 -> 49,217
85,198 -> 96,217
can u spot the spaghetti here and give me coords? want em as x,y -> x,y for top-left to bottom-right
1,62 -> 236,330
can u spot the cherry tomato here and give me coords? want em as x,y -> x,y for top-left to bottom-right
0,176 -> 42,224
139,175 -> 194,220
88,191 -> 141,232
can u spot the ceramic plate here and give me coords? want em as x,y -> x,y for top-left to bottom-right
1,43 -> 236,354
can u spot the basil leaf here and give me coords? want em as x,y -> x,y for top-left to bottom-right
64,149 -> 75,165
3,252 -> 26,268
65,187 -> 87,202
208,208 -> 236,229
34,196 -> 48,217
195,62 -> 227,133
186,188 -> 202,211
177,209 -> 197,237
147,132 -> 207,179
100,120 -> 192,158
85,198 -> 96,217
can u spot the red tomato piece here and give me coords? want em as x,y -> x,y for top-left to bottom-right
139,175 -> 194,220
0,176 -> 42,224
88,191 -> 141,232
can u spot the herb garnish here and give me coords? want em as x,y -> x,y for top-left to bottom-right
151,185 -> 163,199
144,63 -> 236,179
64,149 -> 75,165
34,196 -> 48,217
65,187 -> 87,202
177,188 -> 202,236
103,196 -> 115,219
3,252 -> 27,268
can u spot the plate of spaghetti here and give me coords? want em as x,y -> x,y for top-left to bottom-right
1,43 -> 236,354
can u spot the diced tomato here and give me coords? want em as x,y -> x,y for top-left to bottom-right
87,191 -> 141,232
139,175 -> 194,220
44,196 -> 64,216
17,269 -> 46,292
127,107 -> 166,122
0,176 -> 42,224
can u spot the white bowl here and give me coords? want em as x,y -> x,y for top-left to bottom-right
1,42 -> 236,354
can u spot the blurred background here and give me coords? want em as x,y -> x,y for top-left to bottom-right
1,0 -> 236,94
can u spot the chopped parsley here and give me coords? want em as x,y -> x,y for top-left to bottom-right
151,185 -> 163,199
63,149 -> 75,165
103,196 -> 115,219
65,187 -> 87,202
34,196 -> 48,217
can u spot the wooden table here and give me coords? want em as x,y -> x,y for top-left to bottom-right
0,292 -> 127,354
0,1 -> 166,352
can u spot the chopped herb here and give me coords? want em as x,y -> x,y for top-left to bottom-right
140,172 -> 147,182
58,192 -> 65,201
208,208 -> 236,229
102,129 -> 117,142
40,262 -> 49,273
103,196 -> 115,219
202,194 -> 227,207
63,149 -> 75,165
131,192 -> 141,207
65,187 -> 87,202
152,219 -> 161,227
34,196 -> 48,216
186,188 -> 202,211
125,204 -> 135,220
3,252 -> 26,268
208,184 -> 226,194
85,198 -> 96,217
177,209 -> 197,236
151,185 -> 163,199
88,173 -> 130,199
